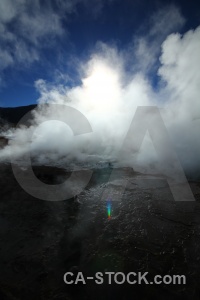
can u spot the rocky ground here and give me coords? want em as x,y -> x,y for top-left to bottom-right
0,163 -> 200,300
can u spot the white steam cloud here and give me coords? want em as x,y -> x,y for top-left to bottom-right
0,25 -> 200,177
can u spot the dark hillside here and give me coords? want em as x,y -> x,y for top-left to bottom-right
0,105 -> 37,125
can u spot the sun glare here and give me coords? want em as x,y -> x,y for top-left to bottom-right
82,62 -> 120,112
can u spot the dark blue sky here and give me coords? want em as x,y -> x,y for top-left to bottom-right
0,0 -> 199,107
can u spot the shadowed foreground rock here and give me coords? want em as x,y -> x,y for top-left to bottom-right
0,137 -> 8,148
0,163 -> 200,300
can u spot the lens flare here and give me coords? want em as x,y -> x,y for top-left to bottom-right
107,200 -> 111,219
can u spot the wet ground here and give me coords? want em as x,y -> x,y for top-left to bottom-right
0,163 -> 200,299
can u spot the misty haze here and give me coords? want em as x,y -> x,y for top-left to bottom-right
0,1 -> 200,300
